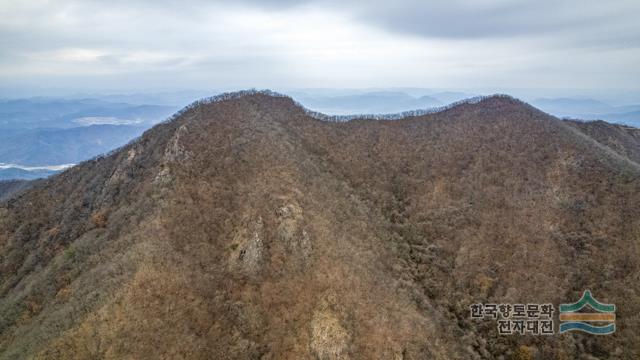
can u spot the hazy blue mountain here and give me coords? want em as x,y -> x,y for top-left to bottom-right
530,97 -> 640,127
293,91 -> 443,114
0,98 -> 178,129
532,97 -> 616,116
0,167 -> 58,181
85,90 -> 217,106
429,91 -> 476,104
0,124 -> 146,166
596,111 -> 640,127
0,97 -> 178,180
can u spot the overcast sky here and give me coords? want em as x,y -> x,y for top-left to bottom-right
1,0 -> 639,95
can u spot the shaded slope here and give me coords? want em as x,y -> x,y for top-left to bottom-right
0,92 -> 639,359
565,119 -> 640,165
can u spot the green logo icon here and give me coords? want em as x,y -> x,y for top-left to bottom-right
559,290 -> 615,335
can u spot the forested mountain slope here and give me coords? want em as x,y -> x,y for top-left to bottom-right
0,92 -> 638,359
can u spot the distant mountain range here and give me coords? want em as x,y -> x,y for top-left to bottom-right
0,98 -> 178,180
0,98 -> 177,130
1,91 -> 639,181
0,125 -> 146,166
0,167 -> 59,181
292,91 -> 444,114
531,97 -> 640,126
596,110 -> 640,125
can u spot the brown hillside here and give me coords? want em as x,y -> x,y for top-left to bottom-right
0,92 -> 639,359
565,119 -> 640,165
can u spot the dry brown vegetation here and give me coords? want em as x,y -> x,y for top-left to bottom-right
0,92 -> 639,359
90,210 -> 108,228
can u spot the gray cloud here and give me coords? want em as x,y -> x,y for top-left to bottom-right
245,0 -> 640,45
0,0 -> 638,93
